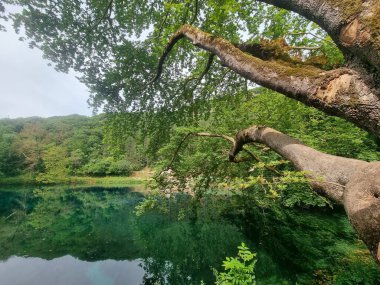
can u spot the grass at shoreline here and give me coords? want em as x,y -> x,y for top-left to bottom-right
0,168 -> 154,187
0,175 -> 149,187
70,176 -> 148,186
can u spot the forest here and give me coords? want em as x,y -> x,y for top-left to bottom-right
1,0 -> 380,284
0,115 -> 146,183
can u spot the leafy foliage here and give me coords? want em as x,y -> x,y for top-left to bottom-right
214,243 -> 257,285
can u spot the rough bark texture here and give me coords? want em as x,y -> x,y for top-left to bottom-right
228,126 -> 380,263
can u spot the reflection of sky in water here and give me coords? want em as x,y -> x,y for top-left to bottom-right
0,255 -> 145,285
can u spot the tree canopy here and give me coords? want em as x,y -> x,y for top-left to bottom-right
2,1 -> 341,114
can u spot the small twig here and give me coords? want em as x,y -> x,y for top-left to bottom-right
177,53 -> 215,94
254,178 -> 345,189
194,132 -> 235,144
164,132 -> 235,173
156,10 -> 170,39
153,0 -> 176,39
21,152 -> 31,160
289,45 -> 321,50
199,53 -> 215,79
148,29 -> 185,84
241,149 -> 281,175
182,2 -> 191,24
285,32 -> 330,43
4,212 -> 16,220
190,0 -> 199,25
90,0 -> 114,30
166,132 -> 194,170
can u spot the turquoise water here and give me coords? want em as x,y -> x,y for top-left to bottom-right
0,186 -> 247,284
0,186 -> 379,284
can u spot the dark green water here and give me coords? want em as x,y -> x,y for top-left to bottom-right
0,186 -> 379,285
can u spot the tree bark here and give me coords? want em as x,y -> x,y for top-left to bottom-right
257,0 -> 380,77
228,126 -> 380,263
155,24 -> 380,137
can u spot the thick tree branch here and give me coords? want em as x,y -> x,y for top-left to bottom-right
165,132 -> 279,174
165,126 -> 380,262
153,25 -> 380,137
229,126 -> 369,202
229,125 -> 379,262
256,0 -> 353,36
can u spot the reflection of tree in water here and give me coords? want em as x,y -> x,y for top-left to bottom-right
136,220 -> 244,284
0,187 -> 246,283
0,188 -> 35,250
0,187 -> 142,260
1,187 -> 379,284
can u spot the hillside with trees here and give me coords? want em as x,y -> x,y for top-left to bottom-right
0,115 -> 146,183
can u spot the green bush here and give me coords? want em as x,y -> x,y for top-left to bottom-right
81,157 -> 132,176
214,243 -> 257,285
82,158 -> 112,176
107,159 -> 132,175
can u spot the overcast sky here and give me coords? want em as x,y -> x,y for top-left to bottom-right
0,21 -> 92,119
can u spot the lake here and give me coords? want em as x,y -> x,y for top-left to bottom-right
0,186 -> 379,284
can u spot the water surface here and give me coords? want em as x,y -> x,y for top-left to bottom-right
0,185 -> 379,284
0,186 -> 246,284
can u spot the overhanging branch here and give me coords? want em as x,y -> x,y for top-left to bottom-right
165,131 -> 280,175
161,126 -> 380,263
150,24 -> 326,95
151,24 -> 380,137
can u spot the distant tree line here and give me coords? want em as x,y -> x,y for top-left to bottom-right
0,115 -> 146,182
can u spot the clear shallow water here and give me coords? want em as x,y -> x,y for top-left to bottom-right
0,186 -> 379,285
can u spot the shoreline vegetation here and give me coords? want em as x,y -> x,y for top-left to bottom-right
0,168 -> 153,187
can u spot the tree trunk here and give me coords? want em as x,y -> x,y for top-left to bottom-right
228,126 -> 380,263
